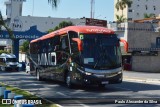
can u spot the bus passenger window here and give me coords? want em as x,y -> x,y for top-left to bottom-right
52,56 -> 55,62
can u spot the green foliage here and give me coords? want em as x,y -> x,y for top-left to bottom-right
0,11 -> 15,54
0,50 -> 9,54
48,0 -> 60,9
48,21 -> 74,33
20,41 -> 29,53
144,13 -> 155,18
0,11 -> 14,40
115,0 -> 132,17
116,15 -> 127,23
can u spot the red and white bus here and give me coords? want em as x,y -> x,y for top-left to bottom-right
29,26 -> 128,88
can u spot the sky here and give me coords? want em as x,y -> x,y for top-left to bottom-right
0,0 -> 114,21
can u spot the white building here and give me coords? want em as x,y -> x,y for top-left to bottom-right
114,0 -> 160,21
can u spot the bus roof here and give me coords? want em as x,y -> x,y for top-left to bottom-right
30,26 -> 115,43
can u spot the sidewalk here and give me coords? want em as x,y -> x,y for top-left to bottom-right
123,70 -> 160,85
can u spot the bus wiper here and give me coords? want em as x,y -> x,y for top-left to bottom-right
94,52 -> 103,68
104,49 -> 116,67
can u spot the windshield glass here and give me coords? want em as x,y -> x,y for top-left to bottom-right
80,34 -> 121,70
6,58 -> 17,62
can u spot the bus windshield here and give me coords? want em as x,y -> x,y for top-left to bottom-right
80,34 -> 121,70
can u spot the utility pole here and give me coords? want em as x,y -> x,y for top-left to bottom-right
91,0 -> 95,19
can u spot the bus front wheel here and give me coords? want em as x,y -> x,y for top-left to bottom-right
66,72 -> 74,88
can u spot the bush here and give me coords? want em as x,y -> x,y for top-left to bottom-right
0,50 -> 9,55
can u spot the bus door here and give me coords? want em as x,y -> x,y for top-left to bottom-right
55,35 -> 70,81
67,31 -> 80,73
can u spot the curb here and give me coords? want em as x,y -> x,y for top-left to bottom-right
0,82 -> 62,107
124,76 -> 160,84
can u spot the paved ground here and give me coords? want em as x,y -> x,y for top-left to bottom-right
0,70 -> 160,107
123,70 -> 160,85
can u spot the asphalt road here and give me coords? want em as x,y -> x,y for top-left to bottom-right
0,71 -> 160,107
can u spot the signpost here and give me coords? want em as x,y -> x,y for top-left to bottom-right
85,18 -> 107,27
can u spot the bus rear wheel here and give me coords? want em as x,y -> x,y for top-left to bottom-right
66,72 -> 74,88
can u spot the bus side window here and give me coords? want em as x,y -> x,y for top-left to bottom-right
51,52 -> 56,65
53,36 -> 60,51
60,35 -> 69,52
68,31 -> 79,53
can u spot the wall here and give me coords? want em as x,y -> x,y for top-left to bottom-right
127,22 -> 160,72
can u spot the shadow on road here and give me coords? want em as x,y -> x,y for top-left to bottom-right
0,71 -> 160,99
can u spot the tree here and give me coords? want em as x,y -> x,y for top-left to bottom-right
48,0 -> 60,9
0,11 -> 15,53
144,13 -> 155,18
20,41 -> 29,53
115,0 -> 132,19
116,15 -> 127,23
48,21 -> 74,33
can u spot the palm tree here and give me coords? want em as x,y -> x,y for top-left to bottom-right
48,0 -> 60,9
144,13 -> 155,18
0,11 -> 14,53
115,0 -> 132,17
116,15 -> 127,23
0,11 -> 14,39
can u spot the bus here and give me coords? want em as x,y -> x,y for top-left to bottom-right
29,26 -> 128,88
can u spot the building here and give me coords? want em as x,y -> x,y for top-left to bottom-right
114,0 -> 160,21
1,0 -> 107,50
108,17 -> 160,72
0,0 -> 86,50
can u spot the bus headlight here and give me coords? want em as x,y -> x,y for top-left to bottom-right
85,72 -> 92,75
77,68 -> 92,75
118,70 -> 122,74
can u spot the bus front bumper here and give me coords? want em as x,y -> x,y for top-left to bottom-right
71,67 -> 123,85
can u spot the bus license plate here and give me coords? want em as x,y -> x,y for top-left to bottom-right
101,81 -> 109,84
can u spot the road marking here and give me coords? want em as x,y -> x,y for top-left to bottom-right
57,92 -> 68,96
74,100 -> 90,107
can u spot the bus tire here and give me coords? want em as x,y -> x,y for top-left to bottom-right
36,69 -> 42,81
66,72 -> 74,88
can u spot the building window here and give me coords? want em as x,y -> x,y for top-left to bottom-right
128,18 -> 132,21
137,13 -> 139,16
145,5 -> 148,10
128,9 -> 132,12
153,6 -> 156,10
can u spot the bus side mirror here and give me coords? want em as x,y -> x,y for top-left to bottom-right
119,39 -> 128,52
71,38 -> 83,51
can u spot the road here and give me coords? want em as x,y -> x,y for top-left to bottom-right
0,71 -> 160,107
